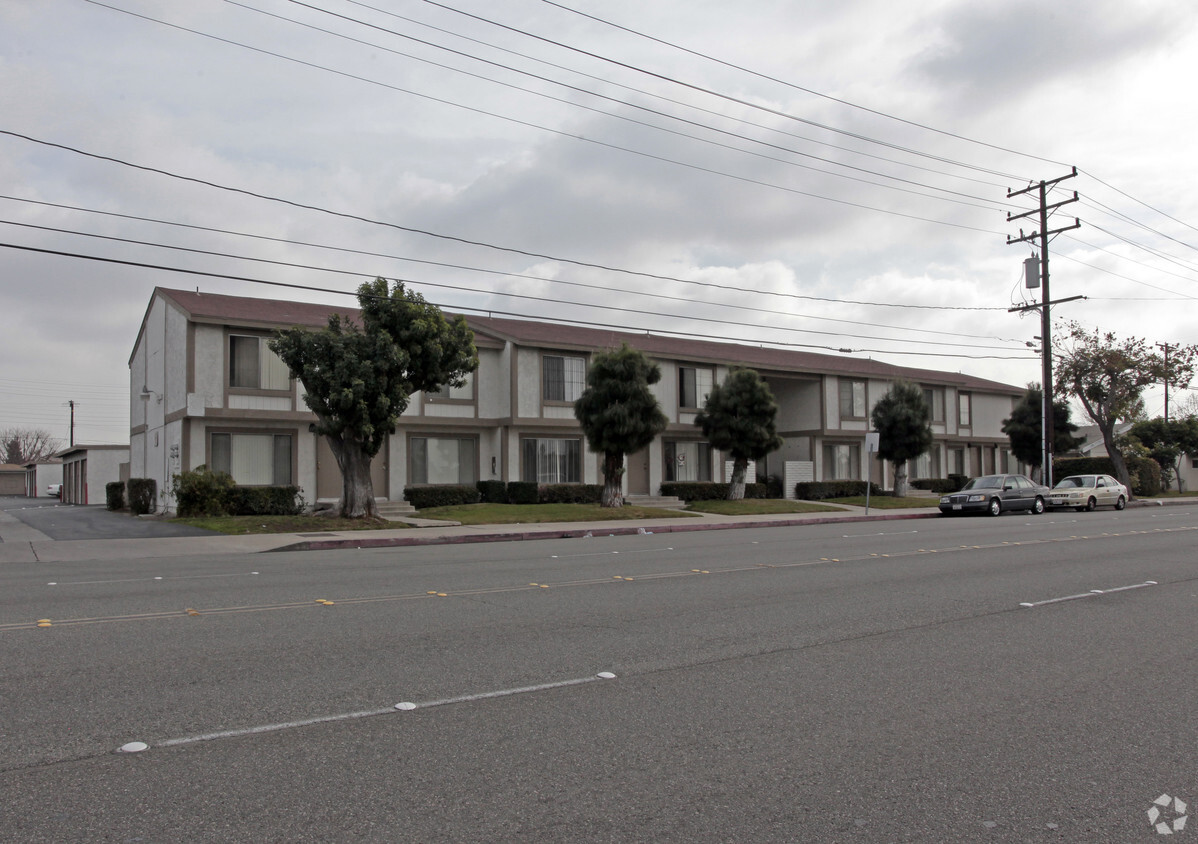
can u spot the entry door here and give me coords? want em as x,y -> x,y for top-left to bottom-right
316,436 -> 388,499
626,447 -> 650,495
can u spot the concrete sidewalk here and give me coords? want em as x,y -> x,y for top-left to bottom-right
0,505 -> 941,563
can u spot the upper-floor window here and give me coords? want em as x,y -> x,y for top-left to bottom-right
543,354 -> 586,403
679,367 -> 714,409
839,379 -> 866,419
229,335 -> 290,391
923,386 -> 945,422
958,392 -> 972,427
426,372 -> 475,401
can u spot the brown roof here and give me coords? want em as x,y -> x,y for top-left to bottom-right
149,287 -> 1022,395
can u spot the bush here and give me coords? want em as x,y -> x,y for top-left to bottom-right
911,478 -> 960,494
538,483 -> 603,504
404,484 -> 481,509
127,478 -> 157,516
172,466 -> 235,517
105,481 -> 125,511
226,486 -> 303,516
476,480 -> 508,503
660,482 -> 769,501
1053,455 -> 1162,497
947,474 -> 969,492
506,481 -> 539,505
795,480 -> 883,500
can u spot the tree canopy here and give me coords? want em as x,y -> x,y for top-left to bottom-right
1127,417 -> 1198,490
1001,383 -> 1082,480
1054,322 -> 1197,492
694,368 -> 783,500
573,344 -> 668,507
870,380 -> 932,497
270,278 -> 477,518
1,427 -> 62,465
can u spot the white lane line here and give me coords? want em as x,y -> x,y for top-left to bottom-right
119,672 -> 616,752
840,530 -> 919,538
1019,581 -> 1157,608
48,572 -> 261,587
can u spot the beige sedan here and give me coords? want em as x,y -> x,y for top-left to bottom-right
1048,474 -> 1128,512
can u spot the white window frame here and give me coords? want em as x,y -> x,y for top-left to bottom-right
839,380 -> 866,419
229,334 -> 291,391
521,437 -> 582,483
679,366 -> 714,410
542,355 -> 586,403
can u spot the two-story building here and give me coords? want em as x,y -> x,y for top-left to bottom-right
129,287 -> 1027,512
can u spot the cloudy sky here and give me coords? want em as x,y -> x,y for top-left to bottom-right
3,0 -> 1197,448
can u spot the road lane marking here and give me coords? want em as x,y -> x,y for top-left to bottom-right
1019,581 -> 1157,608
119,672 -> 617,752
46,571 -> 261,587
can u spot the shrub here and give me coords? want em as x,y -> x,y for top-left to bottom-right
660,482 -> 769,501
476,480 -> 508,503
1053,455 -> 1162,497
911,478 -> 960,494
947,474 -> 969,492
105,481 -> 125,511
127,478 -> 157,516
795,480 -> 883,500
226,486 -> 303,516
172,466 -> 235,517
404,484 -> 481,509
506,481 -> 539,505
538,483 -> 603,504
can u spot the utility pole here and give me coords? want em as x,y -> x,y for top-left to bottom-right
68,399 -> 76,447
1158,343 -> 1172,423
1007,168 -> 1080,489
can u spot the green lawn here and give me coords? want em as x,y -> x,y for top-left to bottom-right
685,499 -> 845,516
174,514 -> 406,535
822,495 -> 939,509
415,502 -> 702,524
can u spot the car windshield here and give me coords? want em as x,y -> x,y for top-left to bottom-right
962,475 -> 1003,490
1054,476 -> 1093,489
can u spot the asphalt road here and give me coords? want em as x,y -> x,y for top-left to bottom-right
0,496 -> 218,541
1,507 -> 1195,842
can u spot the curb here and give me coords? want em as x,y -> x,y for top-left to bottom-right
267,511 -> 940,553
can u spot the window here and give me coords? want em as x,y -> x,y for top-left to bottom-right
957,392 -> 971,427
839,380 -> 866,418
521,438 -> 581,483
679,367 -> 714,409
426,372 -> 474,401
210,433 -> 292,485
950,448 -> 965,476
664,441 -> 711,482
543,355 -> 586,403
922,387 -> 945,422
410,437 -> 476,484
823,443 -> 860,480
229,335 -> 290,390
911,449 -> 940,480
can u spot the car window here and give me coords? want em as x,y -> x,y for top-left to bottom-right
964,476 -> 1001,490
1055,477 -> 1081,489
1015,476 -> 1033,489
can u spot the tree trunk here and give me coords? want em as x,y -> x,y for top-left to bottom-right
727,457 -> 747,500
601,451 -> 625,508
892,461 -> 908,497
327,435 -> 377,518
1098,422 -> 1134,498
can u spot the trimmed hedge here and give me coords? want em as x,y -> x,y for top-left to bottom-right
476,480 -> 508,503
539,483 -> 604,504
911,478 -> 962,494
404,484 -> 481,509
105,482 -> 125,511
226,486 -> 303,516
795,480 -> 883,500
660,482 -> 769,501
173,466 -> 235,517
507,481 -> 540,505
127,478 -> 157,516
1053,455 -> 1162,497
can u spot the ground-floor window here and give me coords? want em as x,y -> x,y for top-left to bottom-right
410,436 -> 477,485
521,438 -> 581,483
664,440 -> 711,482
949,447 -> 965,476
911,449 -> 941,480
210,432 -> 292,485
823,443 -> 860,480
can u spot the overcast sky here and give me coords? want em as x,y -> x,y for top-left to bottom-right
3,0 -> 1197,448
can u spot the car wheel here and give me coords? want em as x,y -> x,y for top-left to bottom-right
987,498 -> 1002,517
1085,496 -> 1097,512
1115,495 -> 1126,511
1031,496 -> 1045,515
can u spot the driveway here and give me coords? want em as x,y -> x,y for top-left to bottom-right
0,496 -> 219,541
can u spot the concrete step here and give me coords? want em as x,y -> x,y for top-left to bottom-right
374,500 -> 417,517
625,494 -> 687,510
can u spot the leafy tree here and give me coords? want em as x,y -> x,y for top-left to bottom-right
1054,323 -> 1197,494
270,278 -> 477,518
694,368 -> 783,500
1,427 -> 63,464
870,380 -> 933,497
1127,417 -> 1198,490
1001,384 -> 1082,482
573,344 -> 667,508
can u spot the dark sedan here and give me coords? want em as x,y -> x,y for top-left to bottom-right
938,473 -> 1050,516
